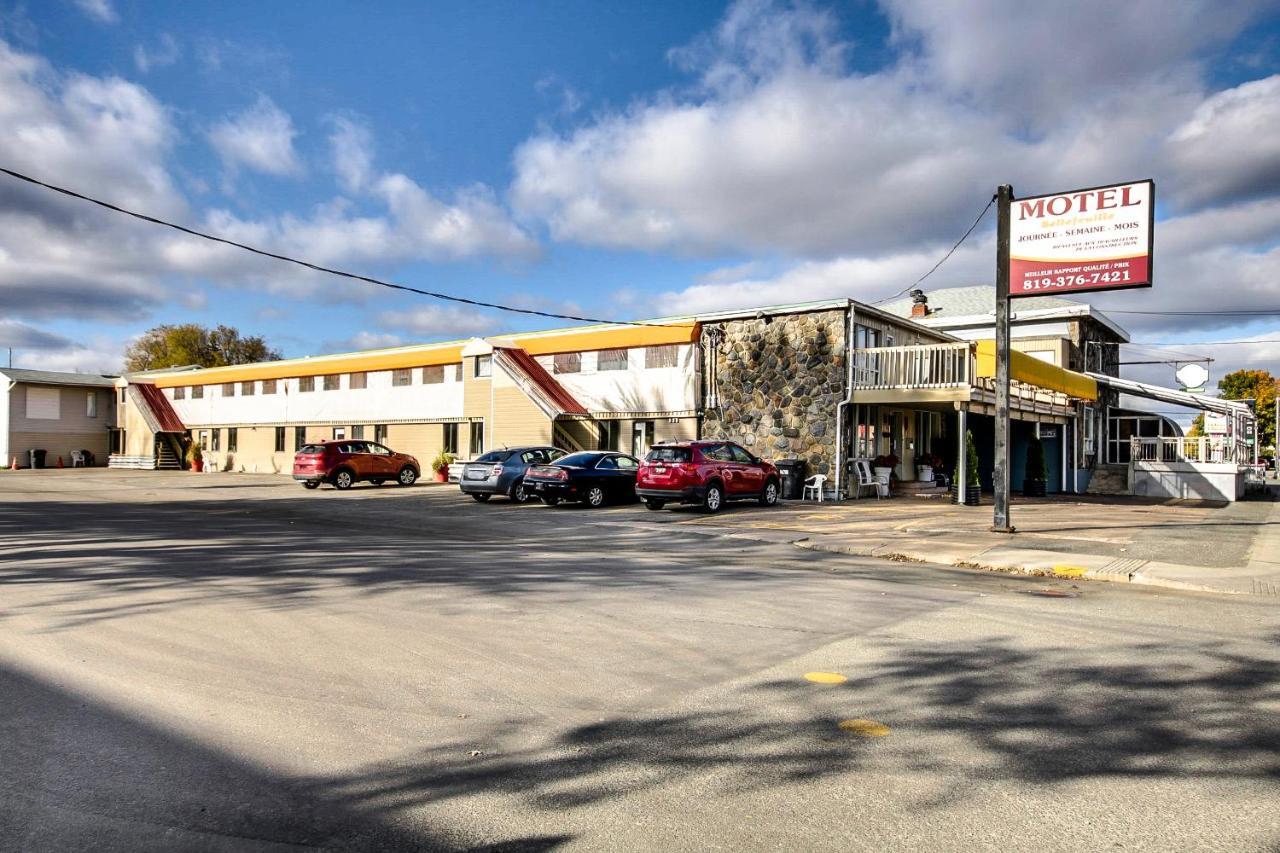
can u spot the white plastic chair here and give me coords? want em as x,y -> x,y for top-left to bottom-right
851,459 -> 885,499
803,474 -> 827,501
70,450 -> 86,468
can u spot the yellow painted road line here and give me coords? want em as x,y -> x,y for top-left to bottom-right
838,719 -> 891,737
804,671 -> 848,684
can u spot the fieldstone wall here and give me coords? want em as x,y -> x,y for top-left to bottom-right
702,310 -> 846,476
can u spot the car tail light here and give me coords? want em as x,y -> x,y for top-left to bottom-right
491,463 -> 503,476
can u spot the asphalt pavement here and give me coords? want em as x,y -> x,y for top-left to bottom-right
2,470 -> 1278,851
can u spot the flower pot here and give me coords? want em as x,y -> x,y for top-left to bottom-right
874,466 -> 893,482
1023,478 -> 1047,497
434,465 -> 449,483
916,465 -> 933,483
952,482 -> 981,506
191,459 -> 204,473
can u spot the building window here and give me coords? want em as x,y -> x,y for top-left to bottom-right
598,420 -> 620,451
222,382 -> 236,397
597,348 -> 629,371
211,429 -> 221,451
120,388 -> 127,404
375,424 -> 388,444
262,379 -> 277,394
228,428 -> 238,452
469,421 -> 484,455
192,385 -> 204,399
241,381 -> 255,396
299,376 -> 315,392
553,352 -> 581,374
86,391 -> 98,418
323,374 -> 340,391
443,423 -> 459,455
294,426 -> 306,449
392,368 -> 413,387
275,427 -> 286,452
644,345 -> 679,369
352,425 -> 365,439
349,372 -> 367,390
173,387 -> 185,401
332,426 -> 346,440
474,355 -> 492,378
422,365 -> 444,384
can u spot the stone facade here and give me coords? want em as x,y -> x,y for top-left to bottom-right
702,309 -> 846,476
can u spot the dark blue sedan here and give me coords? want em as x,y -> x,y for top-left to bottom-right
523,451 -> 641,507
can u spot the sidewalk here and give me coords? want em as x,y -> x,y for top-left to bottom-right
658,490 -> 1280,598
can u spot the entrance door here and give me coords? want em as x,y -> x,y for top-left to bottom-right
632,420 -> 654,458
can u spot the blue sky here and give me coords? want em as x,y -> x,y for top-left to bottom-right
1,0 -> 1279,396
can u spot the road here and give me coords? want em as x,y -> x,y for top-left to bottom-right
1,471 -> 1278,851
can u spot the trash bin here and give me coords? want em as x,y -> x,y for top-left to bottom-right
775,458 -> 806,500
30,449 -> 47,469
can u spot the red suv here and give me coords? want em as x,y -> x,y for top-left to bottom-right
293,440 -> 420,490
636,440 -> 780,512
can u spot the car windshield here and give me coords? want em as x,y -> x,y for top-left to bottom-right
556,452 -> 601,467
299,444 -> 327,454
646,447 -> 691,463
475,451 -> 514,463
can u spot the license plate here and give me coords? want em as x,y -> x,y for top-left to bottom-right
654,466 -> 666,474
535,482 -> 545,490
466,469 -> 486,480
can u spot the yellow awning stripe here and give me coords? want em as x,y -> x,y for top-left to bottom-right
147,322 -> 699,388
975,339 -> 1097,401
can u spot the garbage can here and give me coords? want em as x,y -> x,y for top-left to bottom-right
775,458 -> 806,500
30,449 -> 47,469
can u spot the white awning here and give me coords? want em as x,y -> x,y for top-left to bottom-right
1086,372 -> 1253,416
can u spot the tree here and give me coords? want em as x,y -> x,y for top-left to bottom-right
1215,369 -> 1277,452
124,324 -> 282,372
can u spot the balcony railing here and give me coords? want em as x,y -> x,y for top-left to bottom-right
853,343 -> 972,389
1130,436 -> 1246,465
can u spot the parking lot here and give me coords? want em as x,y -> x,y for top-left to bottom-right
3,470 -> 1279,851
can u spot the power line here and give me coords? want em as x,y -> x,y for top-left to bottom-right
872,194 -> 995,306
0,166 -> 681,330
1104,309 -> 1280,316
1127,339 -> 1280,346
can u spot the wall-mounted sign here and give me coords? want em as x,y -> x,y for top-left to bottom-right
1010,180 -> 1154,298
1175,363 -> 1209,393
1204,412 -> 1228,435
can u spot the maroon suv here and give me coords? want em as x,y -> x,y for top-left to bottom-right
293,440 -> 420,490
636,440 -> 780,512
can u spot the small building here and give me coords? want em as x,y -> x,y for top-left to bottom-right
0,368 -> 117,467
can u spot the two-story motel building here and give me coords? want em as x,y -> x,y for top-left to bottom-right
111,290 -> 1254,501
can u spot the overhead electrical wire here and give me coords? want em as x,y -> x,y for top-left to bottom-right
871,194 -> 996,306
0,166 -> 683,329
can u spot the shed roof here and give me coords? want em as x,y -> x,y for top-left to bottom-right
0,367 -> 118,388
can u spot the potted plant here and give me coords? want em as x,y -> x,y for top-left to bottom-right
952,431 -> 980,506
431,450 -> 454,483
186,442 -> 204,473
872,453 -> 899,485
1023,435 -> 1048,497
914,452 -> 942,483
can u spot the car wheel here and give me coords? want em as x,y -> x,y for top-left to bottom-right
333,469 -> 354,490
585,486 -> 606,508
702,482 -> 723,513
541,496 -> 560,506
471,493 -> 490,503
397,466 -> 417,486
644,498 -> 665,511
759,478 -> 779,506
303,481 -> 320,490
510,479 -> 531,503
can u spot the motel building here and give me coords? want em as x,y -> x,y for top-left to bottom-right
108,288 -> 1258,502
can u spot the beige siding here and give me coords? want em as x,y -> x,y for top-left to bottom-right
9,430 -> 110,467
853,312 -> 947,347
490,385 -> 552,448
121,397 -> 157,456
1012,336 -> 1070,367
383,423 -> 448,466
462,356 -> 492,420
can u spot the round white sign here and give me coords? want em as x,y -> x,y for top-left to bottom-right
1175,363 -> 1209,390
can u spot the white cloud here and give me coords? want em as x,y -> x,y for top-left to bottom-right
10,335 -> 123,373
71,0 -> 116,24
133,34 -> 179,74
377,305 -> 501,339
327,114 -> 374,193
319,330 -> 404,354
1167,75 -> 1280,208
208,94 -> 302,178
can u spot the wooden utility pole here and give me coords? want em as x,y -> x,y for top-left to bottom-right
993,184 -> 1015,533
